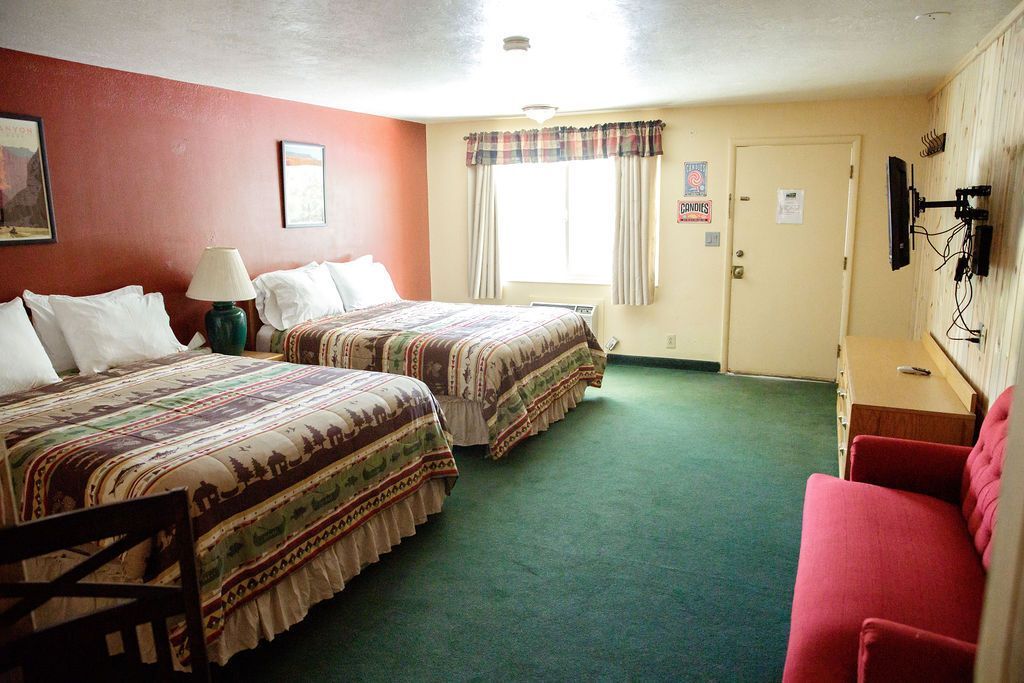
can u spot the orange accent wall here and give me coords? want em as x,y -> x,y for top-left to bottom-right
0,48 -> 430,340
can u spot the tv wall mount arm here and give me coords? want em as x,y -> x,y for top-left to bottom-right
909,163 -> 991,227
912,185 -> 991,225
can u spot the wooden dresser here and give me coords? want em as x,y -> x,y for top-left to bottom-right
835,335 -> 977,478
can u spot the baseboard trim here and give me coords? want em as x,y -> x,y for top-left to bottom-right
607,354 -> 720,373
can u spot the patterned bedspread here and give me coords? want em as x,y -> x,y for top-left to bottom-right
0,352 -> 458,662
271,301 -> 606,459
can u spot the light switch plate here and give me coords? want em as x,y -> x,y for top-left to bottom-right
705,231 -> 720,247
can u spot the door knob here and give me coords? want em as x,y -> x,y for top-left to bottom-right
732,266 -> 745,279
735,250 -> 744,258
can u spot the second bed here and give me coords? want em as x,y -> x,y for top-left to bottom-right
254,300 -> 606,459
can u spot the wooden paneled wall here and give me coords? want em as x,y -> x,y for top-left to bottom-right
912,6 -> 1024,407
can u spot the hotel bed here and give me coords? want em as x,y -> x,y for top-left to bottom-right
0,350 -> 458,667
251,299 -> 606,459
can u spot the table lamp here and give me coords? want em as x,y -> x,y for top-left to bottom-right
185,247 -> 257,355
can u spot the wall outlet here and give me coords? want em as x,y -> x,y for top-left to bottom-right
666,334 -> 677,349
607,336 -> 619,351
977,323 -> 987,352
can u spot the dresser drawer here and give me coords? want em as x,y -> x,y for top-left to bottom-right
836,352 -> 851,474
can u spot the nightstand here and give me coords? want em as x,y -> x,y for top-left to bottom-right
241,351 -> 285,362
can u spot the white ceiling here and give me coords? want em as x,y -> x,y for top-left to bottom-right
0,1 -> 1014,122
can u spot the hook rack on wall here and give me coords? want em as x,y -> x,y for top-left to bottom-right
920,129 -> 946,157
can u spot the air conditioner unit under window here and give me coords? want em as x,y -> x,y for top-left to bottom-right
530,302 -> 598,335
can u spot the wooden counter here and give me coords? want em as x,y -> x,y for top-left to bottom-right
835,335 -> 977,478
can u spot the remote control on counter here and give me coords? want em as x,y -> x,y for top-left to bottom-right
897,365 -> 931,376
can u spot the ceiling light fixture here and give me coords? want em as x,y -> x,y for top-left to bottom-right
915,11 -> 951,22
523,105 -> 558,125
503,35 -> 531,55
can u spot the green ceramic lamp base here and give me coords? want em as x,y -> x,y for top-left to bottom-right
206,301 -> 247,355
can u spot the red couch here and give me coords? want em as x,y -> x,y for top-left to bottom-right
783,386 -> 1012,682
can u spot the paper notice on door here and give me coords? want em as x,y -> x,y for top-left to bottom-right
776,189 -> 804,224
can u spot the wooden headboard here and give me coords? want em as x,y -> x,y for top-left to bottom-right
243,299 -> 258,351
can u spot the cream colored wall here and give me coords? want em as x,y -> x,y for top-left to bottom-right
427,96 -> 928,362
912,7 -> 1024,408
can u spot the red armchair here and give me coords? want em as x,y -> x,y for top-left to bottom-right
858,618 -> 976,682
783,386 -> 1013,682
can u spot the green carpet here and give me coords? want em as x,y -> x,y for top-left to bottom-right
216,366 -> 836,681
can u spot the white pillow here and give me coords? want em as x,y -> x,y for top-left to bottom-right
0,297 -> 60,396
323,254 -> 372,275
252,262 -> 316,329
49,292 -> 186,375
253,263 -> 345,329
23,286 -> 143,372
325,260 -> 400,311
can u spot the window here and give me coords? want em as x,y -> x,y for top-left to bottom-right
494,158 -> 615,284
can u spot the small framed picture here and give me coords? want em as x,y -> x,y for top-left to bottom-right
280,141 -> 326,228
0,112 -> 57,246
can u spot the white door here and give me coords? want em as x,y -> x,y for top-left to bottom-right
727,143 -> 852,380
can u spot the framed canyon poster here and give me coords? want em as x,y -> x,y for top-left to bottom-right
280,141 -> 326,228
0,113 -> 57,246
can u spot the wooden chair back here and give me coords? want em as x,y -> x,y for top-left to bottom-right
0,488 -> 210,681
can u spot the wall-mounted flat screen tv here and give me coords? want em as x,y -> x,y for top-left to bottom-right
887,156 -> 911,271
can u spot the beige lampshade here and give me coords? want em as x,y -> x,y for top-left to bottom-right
185,247 -> 257,302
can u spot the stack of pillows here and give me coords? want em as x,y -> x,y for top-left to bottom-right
252,255 -> 400,330
0,287 -> 184,397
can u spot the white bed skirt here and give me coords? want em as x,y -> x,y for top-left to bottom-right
26,478 -> 450,668
433,397 -> 490,446
436,379 -> 590,449
208,477 -> 448,664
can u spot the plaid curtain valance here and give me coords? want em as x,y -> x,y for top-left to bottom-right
465,120 -> 665,166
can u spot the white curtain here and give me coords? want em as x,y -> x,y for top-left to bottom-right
612,155 -> 656,305
467,164 -> 501,300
